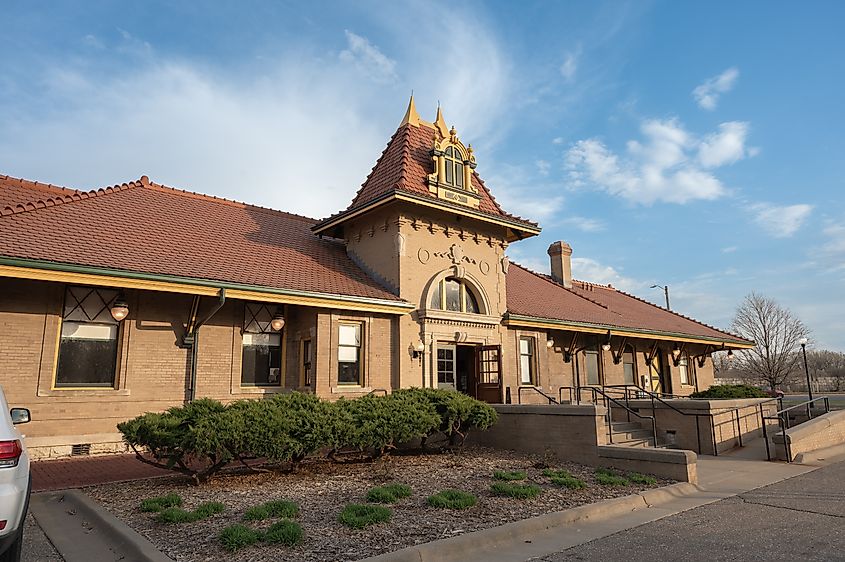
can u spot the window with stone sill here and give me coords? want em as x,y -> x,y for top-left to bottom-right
679,354 -> 695,386
584,348 -> 601,386
241,303 -> 282,387
56,286 -> 121,388
623,345 -> 637,385
338,322 -> 363,385
519,336 -> 536,385
430,277 -> 480,314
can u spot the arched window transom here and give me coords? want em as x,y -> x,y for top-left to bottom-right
430,277 -> 480,314
444,146 -> 464,189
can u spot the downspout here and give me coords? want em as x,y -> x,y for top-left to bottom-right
184,288 -> 226,402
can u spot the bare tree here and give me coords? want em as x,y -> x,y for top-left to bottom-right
806,350 -> 845,392
730,293 -> 810,390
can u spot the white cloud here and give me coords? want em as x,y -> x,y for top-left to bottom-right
560,216 -> 605,232
483,163 -> 564,222
560,46 -> 582,81
339,30 -> 397,83
751,202 -> 813,237
721,246 -> 738,253
0,18 -> 512,220
565,118 -> 754,204
692,67 -> 739,110
697,121 -> 756,167
571,257 -> 644,293
552,137 -> 565,145
535,160 -> 551,176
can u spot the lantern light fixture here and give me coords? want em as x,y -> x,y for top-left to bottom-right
270,309 -> 286,331
110,293 -> 129,322
546,339 -> 555,349
672,345 -> 682,359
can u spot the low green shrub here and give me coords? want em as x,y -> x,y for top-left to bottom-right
594,468 -> 630,486
366,483 -> 413,503
690,384 -> 767,399
629,473 -> 658,485
219,524 -> 262,552
243,499 -> 299,521
392,388 -> 498,446
155,507 -> 194,524
493,470 -> 526,481
542,468 -> 587,489
427,489 -> 477,509
155,501 -> 224,524
140,493 -> 182,512
263,520 -> 304,546
338,504 -> 392,529
490,481 -> 542,499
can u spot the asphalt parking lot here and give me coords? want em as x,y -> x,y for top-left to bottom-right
541,459 -> 845,562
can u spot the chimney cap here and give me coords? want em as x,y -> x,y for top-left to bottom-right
547,241 -> 572,256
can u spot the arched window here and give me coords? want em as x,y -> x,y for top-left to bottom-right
430,277 -> 480,313
444,146 -> 464,189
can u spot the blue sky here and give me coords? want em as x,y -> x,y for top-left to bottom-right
2,1 -> 844,350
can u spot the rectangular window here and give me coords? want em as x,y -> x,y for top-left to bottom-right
56,286 -> 120,388
519,337 -> 535,385
241,303 -> 282,386
301,339 -> 312,387
338,323 -> 362,385
623,349 -> 636,385
585,350 -> 600,385
679,356 -> 694,386
437,344 -> 456,387
241,333 -> 282,386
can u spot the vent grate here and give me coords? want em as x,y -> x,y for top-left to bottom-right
71,443 -> 91,456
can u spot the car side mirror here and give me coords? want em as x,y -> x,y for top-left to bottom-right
10,408 -> 30,424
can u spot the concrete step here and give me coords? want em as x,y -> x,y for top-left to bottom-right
610,422 -> 642,432
611,437 -> 653,448
611,428 -> 654,442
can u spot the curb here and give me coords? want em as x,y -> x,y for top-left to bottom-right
30,490 -> 171,562
363,482 -> 698,562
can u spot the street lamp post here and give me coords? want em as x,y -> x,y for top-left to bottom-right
651,284 -> 670,310
799,337 -> 812,401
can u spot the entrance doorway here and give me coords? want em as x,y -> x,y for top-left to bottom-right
645,351 -> 670,394
436,343 -> 502,403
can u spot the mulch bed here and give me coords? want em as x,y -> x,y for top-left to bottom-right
85,446 -> 671,561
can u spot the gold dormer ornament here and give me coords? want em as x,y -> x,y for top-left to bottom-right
426,107 -> 480,209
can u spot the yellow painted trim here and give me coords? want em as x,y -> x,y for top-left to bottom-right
0,264 -> 412,315
503,317 -> 755,349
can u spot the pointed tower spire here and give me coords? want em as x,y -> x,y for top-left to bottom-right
399,93 -> 421,127
433,105 -> 449,137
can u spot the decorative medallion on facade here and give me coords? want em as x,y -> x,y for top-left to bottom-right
425,108 -> 480,209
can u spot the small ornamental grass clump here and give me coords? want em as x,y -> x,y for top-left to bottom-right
426,489 -> 477,510
594,468 -> 630,487
243,499 -> 300,521
493,470 -> 526,481
629,472 -> 658,485
156,501 -> 225,524
263,520 -> 304,546
338,504 -> 392,529
219,524 -> 262,552
490,481 -> 542,499
365,483 -> 413,504
140,493 -> 182,512
542,469 -> 587,490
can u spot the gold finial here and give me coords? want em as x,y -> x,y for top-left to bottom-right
400,93 -> 421,127
449,125 -> 458,142
434,106 -> 449,137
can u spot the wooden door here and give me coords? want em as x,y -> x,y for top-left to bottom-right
476,345 -> 502,404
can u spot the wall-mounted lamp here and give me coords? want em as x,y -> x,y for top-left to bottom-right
270,308 -> 286,331
110,292 -> 129,322
726,349 -> 734,361
546,338 -> 555,349
411,341 -> 426,360
671,345 -> 682,359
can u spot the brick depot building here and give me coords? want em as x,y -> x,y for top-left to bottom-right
0,99 -> 751,458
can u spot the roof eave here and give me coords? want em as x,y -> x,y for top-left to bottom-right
312,190 -> 541,241
503,313 -> 755,348
0,256 -> 414,315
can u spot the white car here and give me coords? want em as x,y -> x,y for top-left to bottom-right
0,386 -> 30,562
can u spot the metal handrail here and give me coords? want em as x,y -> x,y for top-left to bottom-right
517,385 -> 559,405
558,386 -> 576,404
576,386 -> 658,448
365,388 -> 388,396
761,396 -> 830,462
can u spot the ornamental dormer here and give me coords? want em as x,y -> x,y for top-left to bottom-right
425,108 -> 480,209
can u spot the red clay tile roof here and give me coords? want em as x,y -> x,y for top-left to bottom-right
0,175 -> 404,303
506,263 -> 749,344
317,123 -> 538,230
0,174 -> 80,208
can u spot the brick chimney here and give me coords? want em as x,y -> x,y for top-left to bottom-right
547,241 -> 573,289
